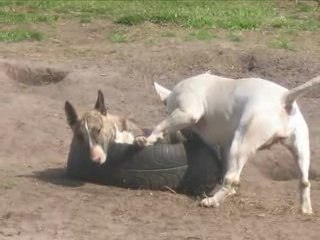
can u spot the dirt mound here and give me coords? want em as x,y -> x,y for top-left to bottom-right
254,147 -> 320,182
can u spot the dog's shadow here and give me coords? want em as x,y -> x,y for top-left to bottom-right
22,168 -> 85,187
20,166 -> 218,201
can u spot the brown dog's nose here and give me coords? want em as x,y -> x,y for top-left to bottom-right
90,146 -> 102,163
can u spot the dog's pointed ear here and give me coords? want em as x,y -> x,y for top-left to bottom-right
65,101 -> 79,128
154,82 -> 171,104
95,90 -> 107,116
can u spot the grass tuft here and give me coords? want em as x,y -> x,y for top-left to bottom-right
187,30 -> 216,41
116,14 -> 146,26
0,29 -> 44,42
270,37 -> 294,50
108,30 -> 128,43
270,16 -> 289,29
228,32 -> 242,42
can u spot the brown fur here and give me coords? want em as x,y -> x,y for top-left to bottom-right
79,110 -> 144,144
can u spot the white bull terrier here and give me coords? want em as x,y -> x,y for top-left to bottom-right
137,72 -> 320,214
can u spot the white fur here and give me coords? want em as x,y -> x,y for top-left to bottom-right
146,72 -> 320,214
113,123 -> 135,144
84,121 -> 93,148
84,120 -> 107,164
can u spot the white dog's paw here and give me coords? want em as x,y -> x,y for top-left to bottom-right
134,132 -> 165,147
146,132 -> 164,145
301,205 -> 313,215
134,136 -> 148,147
229,187 -> 237,196
200,197 -> 219,208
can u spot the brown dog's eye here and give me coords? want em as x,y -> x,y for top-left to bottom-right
92,127 -> 102,135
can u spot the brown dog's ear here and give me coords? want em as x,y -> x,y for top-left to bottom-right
94,90 -> 107,116
65,101 -> 79,128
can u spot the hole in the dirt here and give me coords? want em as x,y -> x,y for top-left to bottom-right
257,163 -> 320,181
240,54 -> 257,72
258,161 -> 300,181
2,61 -> 69,86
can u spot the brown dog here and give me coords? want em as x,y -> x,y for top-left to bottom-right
65,90 -> 187,165
65,90 -> 145,164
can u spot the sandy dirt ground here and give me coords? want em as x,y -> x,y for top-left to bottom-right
1,21 -> 320,240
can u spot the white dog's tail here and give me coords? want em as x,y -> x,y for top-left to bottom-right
154,82 -> 172,105
283,75 -> 320,108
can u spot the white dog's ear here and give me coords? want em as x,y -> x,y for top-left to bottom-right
154,82 -> 171,103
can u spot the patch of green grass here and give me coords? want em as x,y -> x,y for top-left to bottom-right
187,30 -> 216,41
228,32 -> 242,42
0,11 -> 59,24
108,30 -> 128,43
0,0 -> 319,31
116,14 -> 146,26
270,37 -> 295,50
113,1 -> 276,29
0,29 -> 44,42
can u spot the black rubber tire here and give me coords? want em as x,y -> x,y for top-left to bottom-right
66,136 -> 222,195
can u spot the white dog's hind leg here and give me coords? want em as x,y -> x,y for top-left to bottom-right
282,115 -> 313,214
145,108 -> 202,145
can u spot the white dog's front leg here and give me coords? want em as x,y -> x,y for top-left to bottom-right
200,140 -> 239,207
201,184 -> 236,207
200,127 -> 255,208
146,108 -> 202,146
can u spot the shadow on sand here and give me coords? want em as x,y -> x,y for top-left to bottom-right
19,167 -> 85,188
